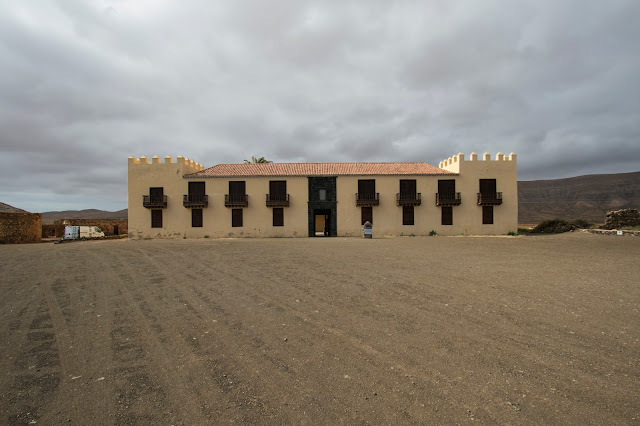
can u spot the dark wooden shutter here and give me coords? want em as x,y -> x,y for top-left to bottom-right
150,187 -> 164,204
361,206 -> 373,225
192,209 -> 203,227
402,206 -> 414,225
270,181 -> 286,201
438,180 -> 455,193
400,180 -> 416,195
441,206 -> 453,225
151,210 -> 162,228
482,206 -> 494,224
232,208 -> 243,227
189,182 -> 205,195
358,179 -> 375,195
479,179 -> 496,194
229,181 -> 246,195
273,208 -> 284,226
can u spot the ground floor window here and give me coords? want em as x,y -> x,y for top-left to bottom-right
192,209 -> 203,227
402,206 -> 414,225
482,206 -> 494,224
441,206 -> 453,225
151,210 -> 162,228
232,208 -> 243,227
361,206 -> 373,225
273,208 -> 284,226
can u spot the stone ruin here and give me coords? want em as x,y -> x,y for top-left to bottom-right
601,209 -> 640,230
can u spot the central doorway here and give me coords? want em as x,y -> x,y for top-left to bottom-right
314,210 -> 331,237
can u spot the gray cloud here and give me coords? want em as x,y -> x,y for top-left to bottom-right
1,0 -> 639,212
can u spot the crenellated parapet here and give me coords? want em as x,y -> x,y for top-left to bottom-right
439,152 -> 516,173
128,155 -> 204,173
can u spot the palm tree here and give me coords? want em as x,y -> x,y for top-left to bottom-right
244,156 -> 272,164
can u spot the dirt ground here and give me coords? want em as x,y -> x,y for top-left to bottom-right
1,233 -> 638,425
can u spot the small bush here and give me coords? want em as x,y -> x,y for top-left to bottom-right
429,230 -> 437,236
517,227 -> 531,234
204,235 -> 210,238
507,231 -> 520,236
571,219 -> 594,229
530,219 -> 576,234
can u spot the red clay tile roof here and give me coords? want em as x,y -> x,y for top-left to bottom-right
184,162 -> 453,178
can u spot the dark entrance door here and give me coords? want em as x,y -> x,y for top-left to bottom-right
308,177 -> 337,237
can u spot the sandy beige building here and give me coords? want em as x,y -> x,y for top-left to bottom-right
127,152 -> 517,239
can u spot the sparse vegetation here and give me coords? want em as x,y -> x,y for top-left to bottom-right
429,230 -> 437,236
530,218 -> 594,234
507,231 -> 520,236
517,227 -> 532,234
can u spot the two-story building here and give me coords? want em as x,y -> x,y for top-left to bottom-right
127,152 -> 517,239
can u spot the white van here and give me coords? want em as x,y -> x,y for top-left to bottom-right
64,226 -> 105,239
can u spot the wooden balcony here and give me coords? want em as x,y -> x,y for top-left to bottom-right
142,195 -> 167,208
225,194 -> 248,207
183,194 -> 208,208
477,192 -> 503,205
396,193 -> 421,206
266,194 -> 290,207
435,192 -> 461,206
356,192 -> 380,206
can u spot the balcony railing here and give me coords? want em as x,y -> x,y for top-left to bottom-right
183,194 -> 208,208
435,192 -> 461,206
142,195 -> 167,208
356,192 -> 380,206
266,194 -> 290,207
477,192 -> 503,205
396,193 -> 421,206
225,194 -> 248,207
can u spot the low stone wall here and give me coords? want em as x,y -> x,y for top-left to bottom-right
601,209 -> 640,230
47,219 -> 128,237
0,212 -> 42,243
587,229 -> 640,237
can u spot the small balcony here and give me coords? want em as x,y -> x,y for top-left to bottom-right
436,192 -> 461,206
266,194 -> 290,207
477,192 -> 503,205
142,195 -> 167,209
225,194 -> 248,207
356,192 -> 380,206
396,193 -> 421,206
183,194 -> 208,208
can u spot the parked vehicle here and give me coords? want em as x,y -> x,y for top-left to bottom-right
64,226 -> 105,240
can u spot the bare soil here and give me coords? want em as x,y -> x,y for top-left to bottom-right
1,233 -> 638,425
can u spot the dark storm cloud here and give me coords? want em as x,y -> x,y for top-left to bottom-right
1,0 -> 639,212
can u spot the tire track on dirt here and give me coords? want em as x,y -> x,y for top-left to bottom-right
88,247 -> 213,424
2,249 -> 66,425
151,244 -> 489,424
125,244 -> 304,423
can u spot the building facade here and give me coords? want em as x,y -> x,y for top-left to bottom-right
127,152 -> 517,239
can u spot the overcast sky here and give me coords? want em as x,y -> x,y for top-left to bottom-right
1,1 -> 639,212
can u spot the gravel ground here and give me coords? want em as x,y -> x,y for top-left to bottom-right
0,232 -> 638,425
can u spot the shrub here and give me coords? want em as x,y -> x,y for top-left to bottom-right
507,231 -> 520,236
530,219 -> 576,234
571,219 -> 594,229
429,230 -> 437,236
517,227 -> 531,234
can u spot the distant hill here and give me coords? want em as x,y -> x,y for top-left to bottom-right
42,208 -> 128,224
518,171 -> 640,224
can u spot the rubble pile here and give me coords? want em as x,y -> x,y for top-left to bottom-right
601,209 -> 640,230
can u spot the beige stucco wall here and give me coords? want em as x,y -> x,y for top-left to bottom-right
439,152 -> 518,235
128,155 -> 308,239
128,152 -> 518,238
